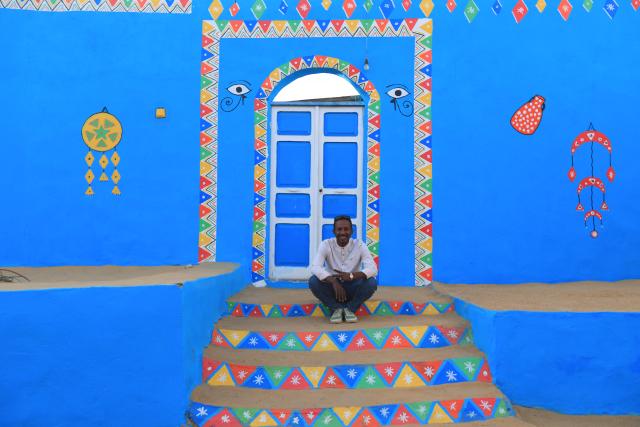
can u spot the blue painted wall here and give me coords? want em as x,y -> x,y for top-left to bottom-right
456,298 -> 640,414
1,2 -> 639,283
0,266 -> 244,427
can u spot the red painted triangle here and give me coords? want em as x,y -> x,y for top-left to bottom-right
251,261 -> 263,274
200,103 -> 213,117
300,304 -> 315,315
388,301 -> 403,313
231,304 -> 244,316
200,205 -> 212,218
473,398 -> 497,417
248,306 -> 263,317
419,78 -> 432,92
178,0 -> 188,6
375,362 -> 402,385
297,331 -> 320,348
419,149 -> 432,162
254,138 -> 266,150
419,268 -> 433,281
198,248 -> 212,262
315,55 -> 328,66
254,99 -> 267,110
207,409 -> 241,427
419,50 -> 432,63
348,65 -> 359,78
411,302 -> 427,313
364,81 -> 375,92
301,409 -> 322,425
261,331 -> 285,347
261,77 -> 272,91
108,0 -> 118,5
478,360 -> 493,382
254,181 -> 266,192
253,207 -> 266,221
135,0 -> 145,8
202,35 -> 214,47
419,121 -> 432,134
368,185 -> 380,198
354,305 -> 369,317
384,329 -> 411,349
419,195 -> 432,208
441,400 -> 464,419
201,62 -> 214,75
202,357 -> 221,381
331,20 -> 345,32
391,405 -> 418,425
412,360 -> 443,383
282,368 -> 312,390
280,304 -> 292,316
230,364 -> 257,385
200,176 -> 213,190
273,409 -> 293,424
375,19 -> 388,31
369,115 -> 381,127
367,214 -> 380,227
346,331 -> 376,351
258,20 -> 271,32
420,223 -> 433,237
368,143 -> 380,156
352,409 -> 376,427
320,368 -> 346,388
200,133 -> 213,146
438,326 -> 463,344
290,58 -> 302,70
406,18 -> 418,30
211,330 -> 230,347
229,20 -> 244,32
303,20 -> 315,31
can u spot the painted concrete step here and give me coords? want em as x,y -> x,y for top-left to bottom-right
203,346 -> 492,390
226,287 -> 453,318
188,383 -> 516,426
212,313 -> 472,351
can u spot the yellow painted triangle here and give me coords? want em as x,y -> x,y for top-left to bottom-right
208,364 -> 235,386
311,306 -> 325,317
269,69 -> 281,81
418,238 -> 433,252
200,89 -> 213,104
418,92 -> 432,106
326,57 -> 339,68
300,366 -> 326,388
251,410 -> 279,427
395,365 -> 424,388
252,233 -> 265,247
368,157 -> 380,171
346,20 -> 360,34
367,227 -> 379,242
364,300 -> 380,313
333,407 -> 361,425
255,125 -> 266,138
273,20 -> 287,34
254,165 -> 266,180
417,164 -> 432,178
419,20 -> 433,34
202,21 -> 214,34
260,304 -> 273,315
312,333 -> 339,351
199,232 -> 213,247
200,161 -> 213,175
150,0 -> 161,9
399,325 -> 428,346
219,329 -> 249,347
423,303 -> 440,315
428,403 -> 454,423
369,89 -> 380,102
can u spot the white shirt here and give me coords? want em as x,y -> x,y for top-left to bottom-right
310,238 -> 378,281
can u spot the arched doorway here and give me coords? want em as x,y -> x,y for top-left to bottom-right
251,56 -> 381,285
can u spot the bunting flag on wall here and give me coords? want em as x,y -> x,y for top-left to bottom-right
229,1 -> 240,16
296,0 -> 311,17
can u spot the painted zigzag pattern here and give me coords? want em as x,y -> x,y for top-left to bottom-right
0,0 -> 190,12
226,300 -> 453,318
203,357 -> 493,389
211,325 -> 473,351
187,397 -> 515,426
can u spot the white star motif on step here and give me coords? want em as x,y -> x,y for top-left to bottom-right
337,333 -> 348,343
498,407 -> 506,414
253,374 -> 265,385
309,370 -> 320,380
305,334 -> 314,342
373,331 -> 383,340
344,410 -> 352,419
397,412 -> 409,423
384,366 -> 395,377
449,402 -> 457,410
363,415 -> 371,425
320,339 -> 329,348
258,414 -> 267,423
307,411 -> 316,420
446,370 -> 457,382
447,329 -> 459,338
248,337 -> 258,346
221,414 -> 230,423
326,375 -> 336,385
269,334 -> 279,342
410,330 -> 420,339
215,335 -> 223,344
467,411 -> 476,418
196,407 -> 208,417
324,415 -> 332,424
290,375 -> 301,385
274,370 -> 283,379
403,373 -> 413,384
464,361 -> 475,373
231,332 -> 239,341
429,333 -> 439,344
379,407 -> 390,418
356,337 -> 366,347
480,400 -> 492,411
418,405 -> 427,414
391,335 -> 402,345
293,416 -> 300,424
216,372 -> 228,383
347,368 -> 358,379
424,366 -> 434,377
279,412 -> 287,419
238,370 -> 247,379
243,412 -> 252,421
286,338 -> 296,347
365,374 -> 376,384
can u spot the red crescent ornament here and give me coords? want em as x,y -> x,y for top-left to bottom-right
511,95 -> 545,135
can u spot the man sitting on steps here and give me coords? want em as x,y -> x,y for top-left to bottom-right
309,215 -> 378,323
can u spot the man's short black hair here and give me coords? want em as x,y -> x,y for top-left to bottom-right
333,215 -> 353,227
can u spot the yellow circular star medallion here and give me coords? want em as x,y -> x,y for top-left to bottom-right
81,108 -> 123,152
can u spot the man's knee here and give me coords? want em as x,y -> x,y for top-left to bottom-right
365,277 -> 378,293
309,275 -> 322,290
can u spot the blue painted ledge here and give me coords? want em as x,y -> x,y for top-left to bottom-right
454,297 -> 640,415
0,265 -> 245,427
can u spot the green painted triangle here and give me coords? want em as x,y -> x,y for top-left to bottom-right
320,304 -> 331,316
338,60 -> 350,72
90,119 -> 100,127
226,301 -> 235,312
419,107 -> 432,120
406,401 -> 434,423
288,20 -> 301,32
200,147 -> 212,160
368,242 -> 379,256
270,305 -> 283,317
253,221 -> 266,232
365,328 -> 389,347
494,400 -> 511,418
104,119 -> 114,129
264,366 -> 290,386
108,133 -> 118,142
279,63 -> 291,75
460,329 -> 474,345
84,131 -> 95,141
277,333 -> 305,350
420,253 -> 433,266
201,76 -> 213,89
317,409 -> 343,427
97,140 -> 107,148
215,20 -> 229,31
254,112 -> 266,125
123,0 -> 133,6
232,408 -> 259,423
355,367 -> 385,389
369,171 -> 380,183
199,219 -> 212,232
370,100 -> 381,114
452,357 -> 483,380
419,179 -> 433,192
420,36 -> 432,49
361,19 -> 374,32
374,302 -> 393,316
433,302 -> 450,312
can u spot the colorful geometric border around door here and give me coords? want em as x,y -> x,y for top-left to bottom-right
199,19 -> 433,286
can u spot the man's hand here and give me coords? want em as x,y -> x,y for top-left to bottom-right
328,277 -> 347,303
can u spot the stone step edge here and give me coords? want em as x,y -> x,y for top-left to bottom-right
212,325 -> 474,351
226,300 -> 454,318
203,356 -> 493,390
186,397 -> 515,427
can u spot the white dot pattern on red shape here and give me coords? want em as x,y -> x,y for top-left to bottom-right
511,96 -> 545,135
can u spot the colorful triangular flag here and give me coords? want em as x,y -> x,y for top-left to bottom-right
512,0 -> 528,22
603,0 -> 619,18
464,0 -> 480,21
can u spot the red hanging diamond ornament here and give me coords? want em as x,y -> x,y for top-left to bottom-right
512,0 -> 529,22
607,166 -> 616,182
229,1 -> 240,15
632,0 -> 639,10
568,166 -> 577,182
557,0 -> 573,20
402,0 -> 412,10
297,0 -> 311,18
446,0 -> 457,12
342,0 -> 356,17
